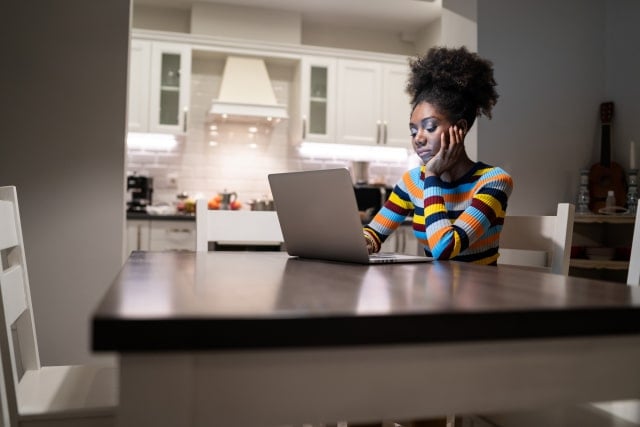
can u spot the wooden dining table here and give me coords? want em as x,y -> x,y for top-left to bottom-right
92,251 -> 640,427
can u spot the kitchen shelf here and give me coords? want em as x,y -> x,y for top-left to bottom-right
570,213 -> 636,283
570,259 -> 629,270
574,213 -> 635,224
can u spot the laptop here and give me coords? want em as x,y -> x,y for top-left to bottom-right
268,168 -> 433,264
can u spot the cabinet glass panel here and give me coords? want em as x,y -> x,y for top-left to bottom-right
309,66 -> 328,135
159,53 -> 180,126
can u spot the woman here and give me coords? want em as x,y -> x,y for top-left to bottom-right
364,46 -> 513,264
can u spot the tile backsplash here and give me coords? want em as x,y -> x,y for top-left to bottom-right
126,57 -> 412,207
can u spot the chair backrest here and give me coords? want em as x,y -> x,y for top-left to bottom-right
627,208 -> 640,286
195,199 -> 284,252
0,186 -> 41,425
498,203 -> 576,275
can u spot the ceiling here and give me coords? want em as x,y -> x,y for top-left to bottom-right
133,0 -> 443,34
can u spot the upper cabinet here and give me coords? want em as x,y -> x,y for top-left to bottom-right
298,56 -> 337,144
128,39 -> 191,134
337,60 -> 411,147
128,40 -> 151,132
292,56 -> 411,147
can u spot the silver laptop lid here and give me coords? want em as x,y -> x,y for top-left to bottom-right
268,168 -> 371,263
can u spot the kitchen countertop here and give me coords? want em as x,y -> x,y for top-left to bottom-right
127,212 -> 195,221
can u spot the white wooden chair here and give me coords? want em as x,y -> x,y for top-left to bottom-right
0,186 -> 117,427
195,199 -> 284,251
477,207 -> 640,427
627,207 -> 640,286
498,203 -> 576,275
580,208 -> 640,424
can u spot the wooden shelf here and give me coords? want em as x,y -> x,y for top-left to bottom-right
570,259 -> 630,270
574,214 -> 635,224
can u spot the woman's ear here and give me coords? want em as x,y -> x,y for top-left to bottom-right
457,119 -> 468,134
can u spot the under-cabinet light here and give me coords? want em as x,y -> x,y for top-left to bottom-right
298,142 -> 409,163
126,133 -> 178,151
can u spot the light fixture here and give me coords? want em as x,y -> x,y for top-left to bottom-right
126,133 -> 178,151
298,142 -> 409,163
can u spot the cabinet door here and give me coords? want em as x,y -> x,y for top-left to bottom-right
300,56 -> 337,143
337,59 -> 382,145
127,40 -> 151,132
381,64 -> 412,147
148,221 -> 196,251
149,42 -> 191,134
126,220 -> 150,254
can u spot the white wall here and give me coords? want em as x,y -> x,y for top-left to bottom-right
440,0 -> 478,162
190,3 -> 302,44
605,0 -> 640,171
1,1 -> 129,364
134,3 -> 418,56
302,22 -> 416,56
133,4 -> 191,33
478,0 -> 606,215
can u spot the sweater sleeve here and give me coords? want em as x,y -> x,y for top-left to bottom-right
363,176 -> 415,253
425,168 -> 513,260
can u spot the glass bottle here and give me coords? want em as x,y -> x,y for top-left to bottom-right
627,169 -> 638,214
606,190 -> 616,209
576,169 -> 590,214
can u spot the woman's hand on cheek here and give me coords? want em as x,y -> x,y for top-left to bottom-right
426,126 -> 465,176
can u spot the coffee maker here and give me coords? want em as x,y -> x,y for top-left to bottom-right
126,175 -> 153,213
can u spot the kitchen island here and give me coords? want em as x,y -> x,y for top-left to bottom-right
92,251 -> 640,426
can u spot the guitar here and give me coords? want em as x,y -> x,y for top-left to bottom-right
588,102 -> 627,213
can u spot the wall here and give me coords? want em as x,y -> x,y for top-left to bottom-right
605,0 -> 640,171
477,0 -> 606,215
133,4 -> 190,33
133,3 -> 418,56
190,3 -> 302,44
413,1 -> 479,161
302,22 -> 416,56
1,1 -> 129,364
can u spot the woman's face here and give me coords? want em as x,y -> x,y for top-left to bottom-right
409,101 -> 453,164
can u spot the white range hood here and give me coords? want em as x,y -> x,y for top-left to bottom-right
209,56 -> 288,123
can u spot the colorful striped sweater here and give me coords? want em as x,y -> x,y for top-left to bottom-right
364,162 -> 513,265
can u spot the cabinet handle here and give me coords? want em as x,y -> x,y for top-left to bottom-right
376,121 -> 382,144
302,117 -> 307,140
383,121 -> 388,145
167,228 -> 191,233
183,108 -> 188,133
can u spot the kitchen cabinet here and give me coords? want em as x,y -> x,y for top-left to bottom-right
127,40 -> 151,132
569,214 -> 635,283
127,219 -> 150,253
336,60 -> 411,147
148,220 -> 196,251
297,56 -> 337,144
126,217 -> 196,254
128,39 -> 191,134
292,56 -> 410,147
